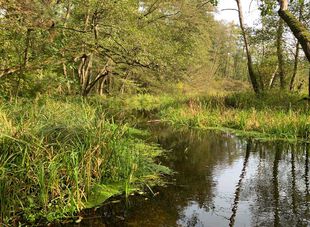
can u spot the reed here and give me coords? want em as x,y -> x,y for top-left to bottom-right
0,97 -> 170,225
159,92 -> 310,141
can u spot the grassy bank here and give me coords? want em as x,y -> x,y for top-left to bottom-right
0,97 -> 169,225
87,92 -> 310,141
158,92 -> 310,141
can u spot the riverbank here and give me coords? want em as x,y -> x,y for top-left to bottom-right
158,92 -> 310,141
100,91 -> 310,141
0,97 -> 170,225
92,92 -> 310,141
1,91 -> 309,225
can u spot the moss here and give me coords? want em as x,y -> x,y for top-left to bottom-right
278,10 -> 310,61
279,10 -> 310,39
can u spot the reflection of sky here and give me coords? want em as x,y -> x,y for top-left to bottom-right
178,155 -> 259,227
214,0 -> 261,27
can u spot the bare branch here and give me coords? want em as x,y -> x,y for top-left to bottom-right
221,8 -> 239,12
142,0 -> 161,18
54,26 -> 90,33
146,11 -> 181,24
197,1 -> 212,10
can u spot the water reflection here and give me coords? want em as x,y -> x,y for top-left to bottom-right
229,140 -> 251,227
60,126 -> 310,227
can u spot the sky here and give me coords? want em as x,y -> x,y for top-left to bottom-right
214,0 -> 261,27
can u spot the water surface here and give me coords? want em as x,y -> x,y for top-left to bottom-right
61,126 -> 310,227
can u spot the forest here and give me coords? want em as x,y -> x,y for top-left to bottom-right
0,0 -> 309,226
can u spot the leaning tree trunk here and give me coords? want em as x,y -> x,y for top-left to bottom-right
236,0 -> 261,94
277,0 -> 310,62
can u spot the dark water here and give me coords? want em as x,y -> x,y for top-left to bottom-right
60,126 -> 310,227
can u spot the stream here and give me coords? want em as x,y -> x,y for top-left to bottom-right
60,125 -> 310,227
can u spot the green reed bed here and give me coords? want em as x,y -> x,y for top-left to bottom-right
159,92 -> 310,141
0,97 -> 169,225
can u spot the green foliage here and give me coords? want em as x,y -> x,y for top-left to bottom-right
0,0 -> 249,97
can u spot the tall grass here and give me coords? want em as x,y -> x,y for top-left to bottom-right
0,97 -> 170,225
158,92 -> 310,141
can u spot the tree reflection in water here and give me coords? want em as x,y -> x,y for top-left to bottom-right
229,140 -> 251,227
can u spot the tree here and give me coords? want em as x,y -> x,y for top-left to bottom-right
277,0 -> 310,62
235,0 -> 261,94
289,0 -> 305,90
276,17 -> 285,89
2,0 -> 233,97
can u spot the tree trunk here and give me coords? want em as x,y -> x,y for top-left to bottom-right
290,1 -> 304,91
77,54 -> 92,96
62,0 -> 71,78
308,67 -> 310,98
23,29 -> 32,67
290,42 -> 300,90
276,18 -> 285,89
269,65 -> 279,89
278,3 -> 310,62
15,28 -> 32,97
236,0 -> 261,93
83,71 -> 109,96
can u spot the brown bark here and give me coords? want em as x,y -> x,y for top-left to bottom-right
1,58 -> 62,79
0,67 -> 19,78
278,0 -> 288,10
77,54 -> 92,95
83,71 -> 109,96
236,0 -> 261,93
14,28 -> 33,96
